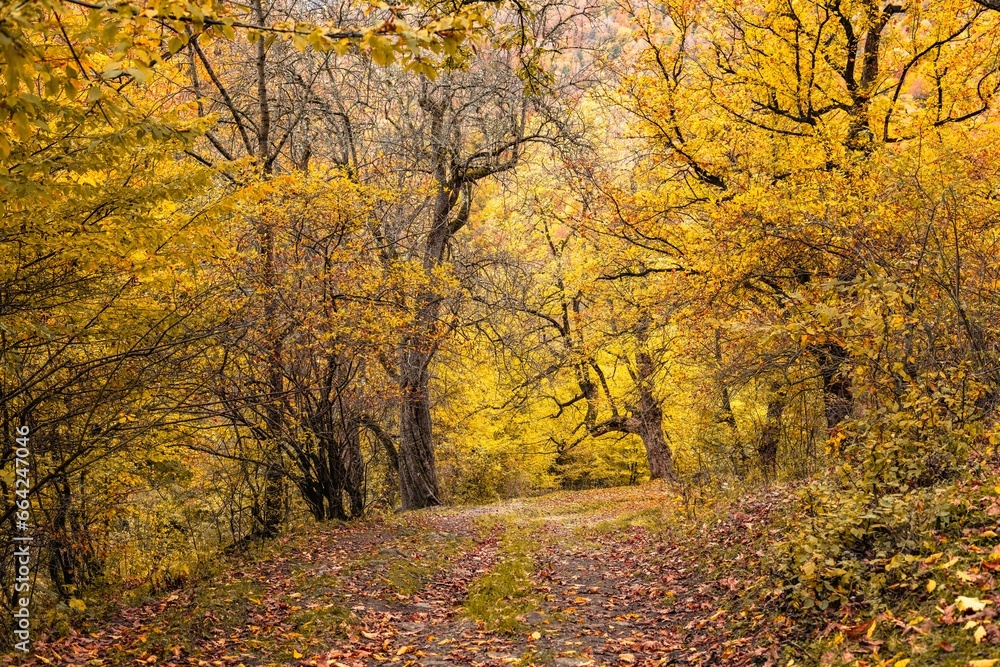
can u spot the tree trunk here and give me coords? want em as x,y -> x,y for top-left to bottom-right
713,328 -> 747,476
631,408 -> 673,481
393,103 -> 462,509
398,346 -> 441,510
260,461 -> 284,536
631,314 -> 675,480
253,0 -> 284,537
47,477 -> 73,601
813,342 -> 853,429
391,81 -> 507,509
633,349 -> 675,481
343,417 -> 365,518
758,389 -> 785,482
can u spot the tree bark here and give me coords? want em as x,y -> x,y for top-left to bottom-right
393,92 -> 459,510
398,345 -> 441,509
632,348 -> 675,480
343,417 -> 365,517
813,341 -> 853,429
393,80 -> 523,508
758,388 -> 785,482
714,330 -> 748,477
253,0 -> 285,536
630,314 -> 675,480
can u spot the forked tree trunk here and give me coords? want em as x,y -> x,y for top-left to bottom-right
393,93 -> 461,510
631,315 -> 675,480
632,349 -> 675,481
585,325 -> 676,482
392,81 -> 516,509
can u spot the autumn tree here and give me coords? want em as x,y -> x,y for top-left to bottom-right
584,0 -> 1000,493
0,0 -> 494,631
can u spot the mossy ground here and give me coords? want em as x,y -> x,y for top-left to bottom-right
464,524 -> 540,634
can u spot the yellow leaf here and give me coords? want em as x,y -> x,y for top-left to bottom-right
975,624 -> 988,644
68,598 -> 86,612
969,660 -> 999,667
894,660 -> 910,667
292,650 -> 303,659
927,579 -> 937,592
397,646 -> 415,656
956,596 -> 992,612
530,631 -> 541,640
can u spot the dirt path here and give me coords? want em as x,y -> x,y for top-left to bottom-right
16,486 -> 763,667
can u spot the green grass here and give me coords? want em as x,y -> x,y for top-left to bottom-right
591,505 -> 668,534
287,602 -> 353,640
518,647 -> 557,665
340,530 -> 469,597
464,525 -> 539,634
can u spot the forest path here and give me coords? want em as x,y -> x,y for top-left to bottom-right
20,485 -> 761,667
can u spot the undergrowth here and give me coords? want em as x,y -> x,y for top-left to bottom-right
687,460 -> 1000,666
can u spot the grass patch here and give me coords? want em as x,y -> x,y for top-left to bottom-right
591,506 -> 667,534
287,602 -> 353,640
342,530 -> 469,598
518,647 -> 557,665
383,559 -> 435,595
464,526 -> 539,634
380,537 -> 469,596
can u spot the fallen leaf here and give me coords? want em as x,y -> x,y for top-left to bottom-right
956,596 -> 992,612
